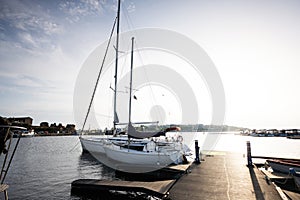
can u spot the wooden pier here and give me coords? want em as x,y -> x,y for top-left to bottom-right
168,152 -> 283,200
71,151 -> 299,199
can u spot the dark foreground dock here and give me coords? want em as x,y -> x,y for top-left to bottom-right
71,152 -> 299,199
72,179 -> 175,199
71,164 -> 190,199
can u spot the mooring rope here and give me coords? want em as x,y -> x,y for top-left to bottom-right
69,138 -> 81,152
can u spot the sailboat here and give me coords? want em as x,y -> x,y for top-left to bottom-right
102,37 -> 186,172
79,0 -> 188,172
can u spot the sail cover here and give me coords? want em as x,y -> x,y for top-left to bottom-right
127,123 -> 165,139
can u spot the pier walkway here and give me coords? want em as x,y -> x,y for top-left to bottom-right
168,152 -> 283,200
71,152 -> 295,199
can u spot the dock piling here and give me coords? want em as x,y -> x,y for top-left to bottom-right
246,141 -> 252,166
194,140 -> 200,164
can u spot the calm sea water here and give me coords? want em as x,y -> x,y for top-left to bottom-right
1,136 -> 115,200
1,134 -> 299,199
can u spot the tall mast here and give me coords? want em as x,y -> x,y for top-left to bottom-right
113,0 -> 121,130
128,37 -> 134,124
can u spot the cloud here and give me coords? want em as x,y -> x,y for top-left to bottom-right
0,0 -> 117,54
0,73 -> 50,93
0,1 -> 60,33
0,0 -> 64,52
18,32 -> 38,48
126,2 -> 136,13
58,0 -> 107,23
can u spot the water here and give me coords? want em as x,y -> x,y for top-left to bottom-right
213,133 -> 300,158
1,136 -> 115,200
1,134 -> 299,199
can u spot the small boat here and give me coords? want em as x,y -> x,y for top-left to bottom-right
267,158 -> 300,174
21,129 -> 35,137
287,135 -> 300,139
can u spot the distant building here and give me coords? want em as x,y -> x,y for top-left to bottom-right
8,117 -> 33,126
0,116 -> 9,125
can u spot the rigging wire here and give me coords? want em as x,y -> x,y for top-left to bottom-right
122,2 -> 135,31
118,41 -> 131,86
80,17 -> 117,135
134,40 -> 165,124
122,4 -> 164,124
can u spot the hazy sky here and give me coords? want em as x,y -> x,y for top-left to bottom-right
1,0 -> 300,129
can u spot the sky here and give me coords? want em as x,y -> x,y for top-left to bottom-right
1,0 -> 300,129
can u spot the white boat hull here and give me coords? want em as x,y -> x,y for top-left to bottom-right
104,145 -> 180,167
80,135 -> 147,153
80,136 -> 107,154
79,134 -> 187,172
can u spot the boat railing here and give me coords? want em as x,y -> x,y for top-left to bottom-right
0,125 -> 27,200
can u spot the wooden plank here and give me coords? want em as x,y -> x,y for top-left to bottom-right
166,163 -> 191,172
282,189 -> 300,200
260,168 -> 293,180
273,183 -> 289,200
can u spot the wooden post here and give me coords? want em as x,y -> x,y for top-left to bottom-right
246,141 -> 252,166
195,140 -> 200,164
